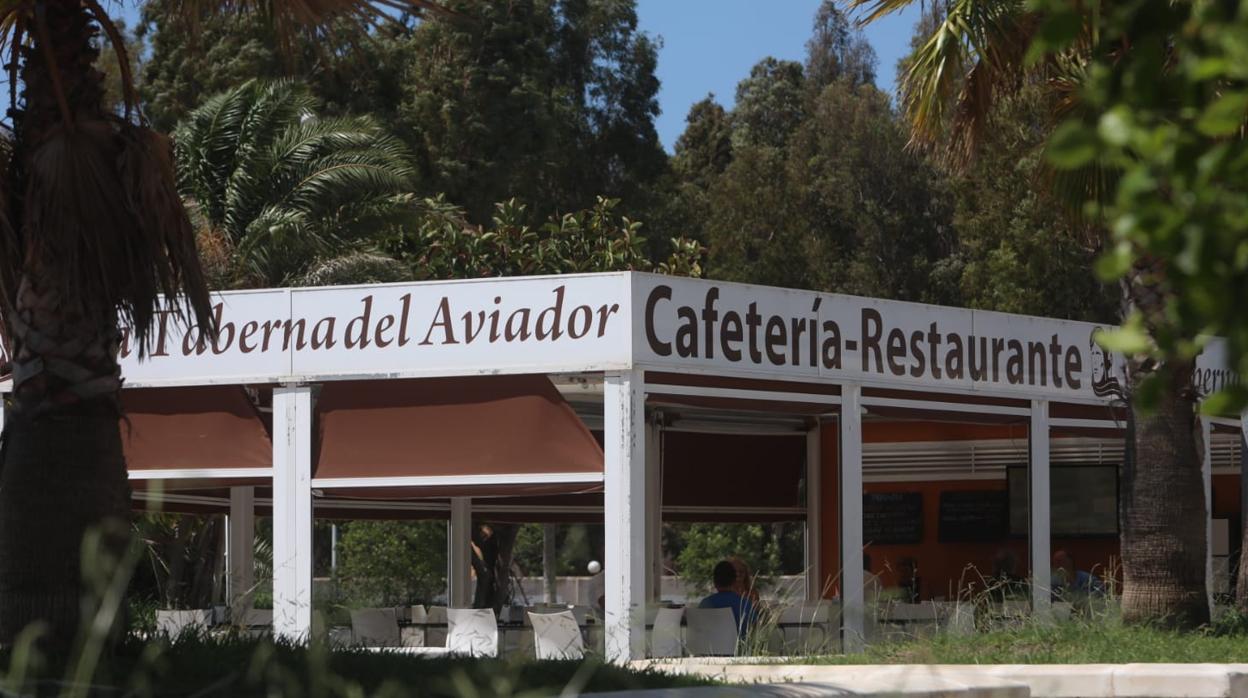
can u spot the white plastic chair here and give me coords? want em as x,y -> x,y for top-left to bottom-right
779,601 -> 837,655
528,610 -> 584,660
350,608 -> 400,647
426,605 -> 448,647
403,605 -> 427,647
649,606 -> 684,658
156,609 -> 213,638
447,608 -> 498,657
239,608 -> 272,627
684,606 -> 738,656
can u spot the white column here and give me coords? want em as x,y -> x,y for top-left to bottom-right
839,385 -> 864,652
448,497 -> 473,607
1029,399 -> 1052,617
272,384 -> 314,642
805,420 -> 822,600
604,370 -> 646,663
228,486 -> 256,614
1202,416 -> 1214,611
645,417 -> 663,603
542,523 -> 558,604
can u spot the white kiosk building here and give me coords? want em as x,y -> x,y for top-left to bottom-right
32,272 -> 1243,663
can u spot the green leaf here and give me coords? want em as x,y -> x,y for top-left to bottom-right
1098,108 -> 1133,147
1196,91 -> 1248,136
1094,242 -> 1135,280
1046,121 -> 1099,169
1095,325 -> 1152,355
1200,386 -> 1248,417
1027,7 -> 1082,64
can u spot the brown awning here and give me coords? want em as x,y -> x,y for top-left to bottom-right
662,431 -> 806,520
313,375 -> 603,498
123,386 -> 272,490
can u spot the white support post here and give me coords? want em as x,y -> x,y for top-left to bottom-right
542,523 -> 558,604
1202,416 -> 1214,611
1030,399 -> 1052,617
272,384 -> 313,642
645,417 -> 663,603
228,486 -> 256,615
839,385 -> 864,652
604,370 -> 646,663
449,497 -> 473,607
805,420 -> 822,601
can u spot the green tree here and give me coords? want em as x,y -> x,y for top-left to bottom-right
139,2 -> 409,132
850,0 -> 1210,628
1029,0 -> 1248,614
336,521 -> 448,607
175,80 -> 418,287
943,85 -> 1115,322
396,0 -> 667,223
0,0 -> 447,650
730,58 -> 807,151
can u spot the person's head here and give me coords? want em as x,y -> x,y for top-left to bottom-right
728,557 -> 752,593
712,560 -> 737,592
993,549 -> 1017,577
1052,549 -> 1075,579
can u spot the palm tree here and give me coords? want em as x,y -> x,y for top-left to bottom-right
176,80 -> 418,288
0,0 -> 446,650
847,0 -> 1209,627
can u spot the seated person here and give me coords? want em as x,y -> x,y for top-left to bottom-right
1051,549 -> 1104,600
699,560 -> 757,638
729,556 -> 760,604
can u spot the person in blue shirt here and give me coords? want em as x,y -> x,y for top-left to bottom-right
699,560 -> 757,638
1051,549 -> 1105,601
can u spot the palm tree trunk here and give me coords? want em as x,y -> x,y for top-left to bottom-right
1119,270 -> 1209,629
0,0 -> 132,650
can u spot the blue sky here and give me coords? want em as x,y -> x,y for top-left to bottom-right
636,0 -> 922,152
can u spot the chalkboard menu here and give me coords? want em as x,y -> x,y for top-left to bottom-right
863,492 -> 923,544
938,490 -> 1007,542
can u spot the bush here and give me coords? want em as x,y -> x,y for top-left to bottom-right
335,521 -> 448,607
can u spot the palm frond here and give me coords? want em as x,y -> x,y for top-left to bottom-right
900,0 -> 1036,163
177,80 -> 418,286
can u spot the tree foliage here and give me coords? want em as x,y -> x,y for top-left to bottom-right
673,10 -> 955,303
175,80 -> 419,287
335,521 -> 448,607
1034,0 -> 1248,412
395,0 -> 667,223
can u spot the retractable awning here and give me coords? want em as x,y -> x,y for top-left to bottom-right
312,375 -> 604,499
125,386 -> 272,493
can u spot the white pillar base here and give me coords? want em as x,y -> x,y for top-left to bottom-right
272,385 -> 314,642
604,370 -> 646,663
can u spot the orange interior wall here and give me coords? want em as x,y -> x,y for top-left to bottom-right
815,421 -> 1245,601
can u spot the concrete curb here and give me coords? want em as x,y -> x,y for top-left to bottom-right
627,661 -> 1248,697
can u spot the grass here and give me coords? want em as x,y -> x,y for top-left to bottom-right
803,619 -> 1248,665
5,635 -> 718,697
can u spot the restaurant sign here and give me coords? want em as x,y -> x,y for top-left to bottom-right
633,274 -> 1239,401
104,273 -> 634,385
0,272 -> 1236,400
